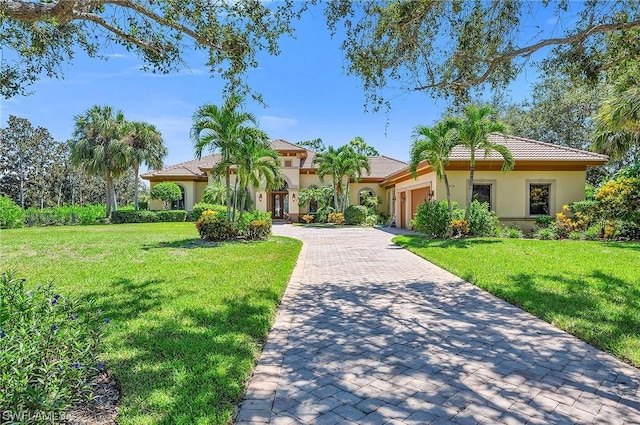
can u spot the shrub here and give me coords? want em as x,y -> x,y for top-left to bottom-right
534,215 -> 554,228
0,196 -> 24,229
328,212 -> 345,225
582,226 -> 600,240
0,271 -> 106,421
503,225 -> 523,239
315,207 -> 334,223
192,203 -> 227,221
569,231 -> 582,240
344,205 -> 368,225
451,219 -> 469,237
413,200 -> 451,238
467,200 -> 499,237
364,214 -> 380,226
24,205 -> 106,227
156,210 -> 187,222
247,220 -> 271,240
138,201 -> 149,210
150,183 -> 182,210
594,177 -> 640,222
236,210 -> 271,235
616,220 -> 640,240
195,210 -> 238,241
110,210 -> 157,224
535,227 -> 558,240
302,214 -> 314,224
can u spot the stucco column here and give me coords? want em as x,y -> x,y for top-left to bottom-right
255,190 -> 267,212
288,190 -> 299,222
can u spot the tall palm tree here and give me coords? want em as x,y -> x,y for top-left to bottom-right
593,86 -> 640,160
451,105 -> 515,219
235,130 -> 281,221
123,121 -> 167,210
314,145 -> 345,211
70,105 -> 129,217
191,95 -> 258,220
410,118 -> 458,219
340,144 -> 371,212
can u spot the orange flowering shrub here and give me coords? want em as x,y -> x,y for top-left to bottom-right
328,212 -> 345,224
302,214 -> 314,224
451,219 -> 469,237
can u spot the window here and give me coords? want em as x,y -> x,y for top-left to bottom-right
472,184 -> 491,208
284,159 -> 292,167
359,188 -> 375,205
171,185 -> 186,210
529,184 -> 551,215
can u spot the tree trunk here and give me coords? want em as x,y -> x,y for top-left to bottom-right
105,176 -> 113,217
333,177 -> 340,211
232,177 -> 239,222
134,165 -> 140,210
239,187 -> 248,222
343,179 -> 350,213
112,184 -> 118,211
444,172 -> 453,220
466,151 -> 476,220
225,167 -> 232,221
18,156 -> 25,208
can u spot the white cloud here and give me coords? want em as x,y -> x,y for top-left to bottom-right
259,115 -> 297,130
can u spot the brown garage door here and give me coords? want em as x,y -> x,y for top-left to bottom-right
411,187 -> 431,219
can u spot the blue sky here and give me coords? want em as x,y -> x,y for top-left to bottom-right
1,3 -> 566,171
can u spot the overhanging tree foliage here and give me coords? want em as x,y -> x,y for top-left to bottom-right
0,0 -> 309,98
324,1 -> 640,107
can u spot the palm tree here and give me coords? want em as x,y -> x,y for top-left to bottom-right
314,144 -> 371,213
410,119 -> 458,219
202,181 -> 227,205
451,105 -> 515,219
70,105 -> 129,217
123,121 -> 167,210
593,86 -> 640,160
191,95 -> 258,221
235,130 -> 281,221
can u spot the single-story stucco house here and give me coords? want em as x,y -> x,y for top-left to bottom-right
141,135 -> 608,230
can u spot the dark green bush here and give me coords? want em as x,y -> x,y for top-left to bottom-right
413,200 -> 451,238
138,201 -> 149,210
110,210 -> 157,224
344,205 -> 368,225
156,210 -> 187,222
0,271 -> 106,422
24,205 -> 106,227
534,215 -> 554,228
192,203 -> 227,221
467,200 -> 499,237
195,210 -> 238,241
150,183 -> 182,210
0,196 -> 24,229
236,210 -> 272,235
247,220 -> 271,240
616,220 -> 640,240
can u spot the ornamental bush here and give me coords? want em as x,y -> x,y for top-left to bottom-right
467,200 -> 499,237
195,210 -> 238,241
156,210 -> 187,222
344,205 -> 368,225
413,200 -> 450,238
110,210 -> 157,224
24,205 -> 106,227
0,272 -> 106,422
327,212 -> 345,224
0,196 -> 24,229
150,183 -> 182,210
247,220 -> 271,240
192,203 -> 227,221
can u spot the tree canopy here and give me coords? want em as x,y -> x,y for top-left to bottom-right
0,0 -> 308,99
325,1 -> 640,107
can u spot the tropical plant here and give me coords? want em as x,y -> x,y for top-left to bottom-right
122,121 -> 167,210
450,105 -> 515,219
235,131 -> 281,221
191,95 -> 262,221
593,86 -> 640,160
344,205 -> 368,225
298,185 -> 334,211
0,195 -> 24,229
410,119 -> 458,219
150,182 -> 182,210
314,143 -> 371,213
413,200 -> 451,238
202,182 -> 226,205
70,105 -> 129,217
467,200 -> 499,237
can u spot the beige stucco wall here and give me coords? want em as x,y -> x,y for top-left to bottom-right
391,169 -> 587,230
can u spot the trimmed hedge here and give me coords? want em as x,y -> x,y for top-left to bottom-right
110,210 -> 187,224
24,205 -> 106,227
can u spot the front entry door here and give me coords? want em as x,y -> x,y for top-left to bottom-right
271,193 -> 286,219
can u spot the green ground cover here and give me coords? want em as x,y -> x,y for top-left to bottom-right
0,223 -> 301,424
393,236 -> 640,367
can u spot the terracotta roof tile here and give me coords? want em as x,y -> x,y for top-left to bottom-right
449,134 -> 609,162
141,154 -> 220,179
368,156 -> 408,178
271,139 -> 307,151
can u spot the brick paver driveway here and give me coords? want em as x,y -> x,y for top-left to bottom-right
235,225 -> 640,424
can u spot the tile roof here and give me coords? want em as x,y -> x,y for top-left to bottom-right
368,156 -> 409,178
448,134 -> 609,162
271,139 -> 307,151
141,154 -> 220,179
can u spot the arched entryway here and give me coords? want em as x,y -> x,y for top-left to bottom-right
171,184 -> 186,210
269,182 -> 289,220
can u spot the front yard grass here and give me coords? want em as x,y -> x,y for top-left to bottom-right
393,236 -> 640,367
0,223 -> 301,425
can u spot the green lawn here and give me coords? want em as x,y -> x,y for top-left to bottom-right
393,236 -> 640,367
0,223 -> 301,425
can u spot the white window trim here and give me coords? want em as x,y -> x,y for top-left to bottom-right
526,179 -> 556,217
